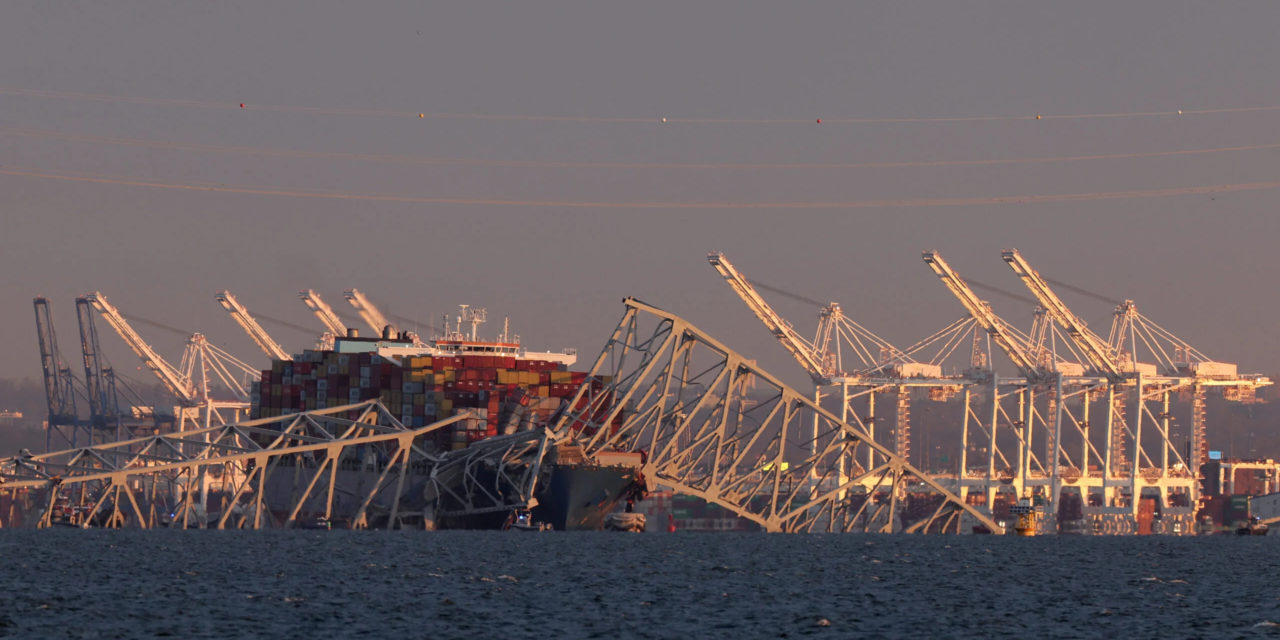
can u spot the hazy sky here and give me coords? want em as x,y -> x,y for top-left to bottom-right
4,2 -> 1280,394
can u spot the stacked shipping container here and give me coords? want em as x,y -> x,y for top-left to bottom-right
250,350 -> 604,452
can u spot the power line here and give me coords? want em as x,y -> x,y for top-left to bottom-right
4,86 -> 1280,124
4,165 -> 1279,209
6,125 -> 1280,171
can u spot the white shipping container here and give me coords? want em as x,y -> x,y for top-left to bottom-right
1250,492 -> 1280,522
1190,361 -> 1238,378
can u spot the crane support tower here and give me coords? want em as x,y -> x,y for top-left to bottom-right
33,297 -> 84,450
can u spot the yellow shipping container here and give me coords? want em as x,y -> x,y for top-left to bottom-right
550,371 -> 572,384
535,385 -> 549,397
414,394 -> 425,406
409,370 -> 426,381
441,398 -> 453,413
444,371 -> 456,383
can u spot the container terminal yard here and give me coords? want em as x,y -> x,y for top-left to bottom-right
2,249 -> 1277,536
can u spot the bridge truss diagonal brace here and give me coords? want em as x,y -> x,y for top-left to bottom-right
0,401 -> 493,530
551,297 -> 1002,534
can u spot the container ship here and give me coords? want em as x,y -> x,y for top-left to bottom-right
249,309 -> 644,531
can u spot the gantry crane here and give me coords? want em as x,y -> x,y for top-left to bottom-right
1002,249 -> 1124,380
707,253 -> 829,381
710,252 -> 958,471
74,297 -> 122,438
921,251 -> 1048,380
299,290 -> 348,336
216,291 -> 290,361
344,289 -> 397,337
921,250 -> 1092,511
82,292 -> 256,432
83,292 -> 194,405
1002,249 -> 1271,527
33,297 -> 84,449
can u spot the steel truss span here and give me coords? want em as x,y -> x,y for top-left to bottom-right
550,297 -> 1002,534
0,400 -> 551,531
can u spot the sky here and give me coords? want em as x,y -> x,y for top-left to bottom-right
4,2 -> 1280,395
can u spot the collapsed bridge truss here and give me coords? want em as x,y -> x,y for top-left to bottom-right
6,297 -> 1005,534
0,400 -> 552,530
551,297 -> 1002,534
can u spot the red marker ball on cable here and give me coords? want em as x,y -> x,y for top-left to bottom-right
240,103 -> 245,108
816,118 -> 821,124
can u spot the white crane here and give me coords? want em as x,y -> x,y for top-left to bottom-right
707,252 -> 829,381
344,289 -> 396,337
921,251 -> 1052,379
299,290 -> 348,336
215,291 -> 291,361
1001,249 -> 1124,380
82,292 -> 257,432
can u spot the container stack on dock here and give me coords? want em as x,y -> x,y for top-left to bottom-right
251,350 -> 604,452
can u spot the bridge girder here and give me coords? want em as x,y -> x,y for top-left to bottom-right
550,297 -> 1002,534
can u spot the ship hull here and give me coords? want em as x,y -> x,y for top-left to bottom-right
435,463 -> 642,531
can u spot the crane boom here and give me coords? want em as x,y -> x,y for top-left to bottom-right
32,297 -> 78,425
216,291 -> 291,361
708,252 -> 827,380
921,251 -> 1040,377
1001,249 -> 1123,379
299,290 -> 348,336
82,292 -> 196,405
344,289 -> 396,336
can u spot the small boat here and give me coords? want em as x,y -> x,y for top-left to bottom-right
1237,516 -> 1269,536
1009,498 -> 1041,537
507,510 -> 552,532
604,511 -> 646,532
300,516 -> 332,530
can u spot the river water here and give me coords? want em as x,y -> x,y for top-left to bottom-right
0,530 -> 1277,638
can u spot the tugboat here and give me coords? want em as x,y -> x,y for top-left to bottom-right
1009,496 -> 1041,537
1236,515 -> 1269,536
